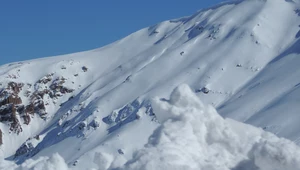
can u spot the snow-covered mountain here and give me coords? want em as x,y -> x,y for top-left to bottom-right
0,0 -> 300,169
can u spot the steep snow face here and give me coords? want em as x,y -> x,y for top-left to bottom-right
3,85 -> 300,170
0,0 -> 300,168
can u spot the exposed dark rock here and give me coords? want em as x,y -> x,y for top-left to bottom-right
82,66 -> 88,72
197,26 -> 204,30
90,119 -> 100,129
124,75 -> 132,83
49,77 -> 74,96
25,104 -> 35,115
38,74 -> 53,84
0,129 -> 2,145
60,87 -> 74,94
68,96 -> 74,101
15,142 -> 34,157
136,114 -> 141,120
34,100 -> 47,118
10,116 -> 22,134
201,87 -> 210,94
29,93 -> 46,119
0,96 -> 22,106
78,122 -> 87,130
7,74 -> 17,79
17,105 -> 25,114
118,149 -> 124,155
23,114 -> 31,125
7,82 -> 23,94
0,103 -> 23,134
0,81 -> 34,132
0,104 -> 13,118
0,74 -> 75,135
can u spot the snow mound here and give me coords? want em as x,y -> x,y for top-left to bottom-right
18,153 -> 68,170
117,84 -> 300,170
1,153 -> 69,170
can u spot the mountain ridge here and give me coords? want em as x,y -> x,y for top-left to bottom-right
0,0 -> 300,169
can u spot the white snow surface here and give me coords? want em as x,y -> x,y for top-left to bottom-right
117,84 -> 300,170
3,84 -> 300,170
0,0 -> 300,169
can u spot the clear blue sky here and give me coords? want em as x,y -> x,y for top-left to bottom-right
0,0 -> 223,65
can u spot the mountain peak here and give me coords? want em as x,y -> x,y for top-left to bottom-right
0,0 -> 300,169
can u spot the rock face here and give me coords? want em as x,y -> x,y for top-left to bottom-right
0,82 -> 24,134
0,74 -> 74,134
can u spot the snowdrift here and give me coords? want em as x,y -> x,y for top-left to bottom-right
118,85 -> 300,170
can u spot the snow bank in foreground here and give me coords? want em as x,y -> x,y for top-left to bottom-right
10,153 -> 69,170
117,84 -> 300,170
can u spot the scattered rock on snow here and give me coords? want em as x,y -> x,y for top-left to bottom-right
201,87 -> 210,94
90,119 -> 100,129
195,87 -> 210,94
118,149 -> 125,155
78,122 -> 87,130
73,160 -> 78,166
82,66 -> 88,72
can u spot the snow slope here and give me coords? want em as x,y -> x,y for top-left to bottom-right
2,84 -> 300,170
0,0 -> 300,169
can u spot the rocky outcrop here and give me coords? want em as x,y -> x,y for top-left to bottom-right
0,96 -> 22,106
0,74 -> 74,134
49,77 -> 74,97
37,73 -> 53,84
0,82 -> 24,134
103,99 -> 156,133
